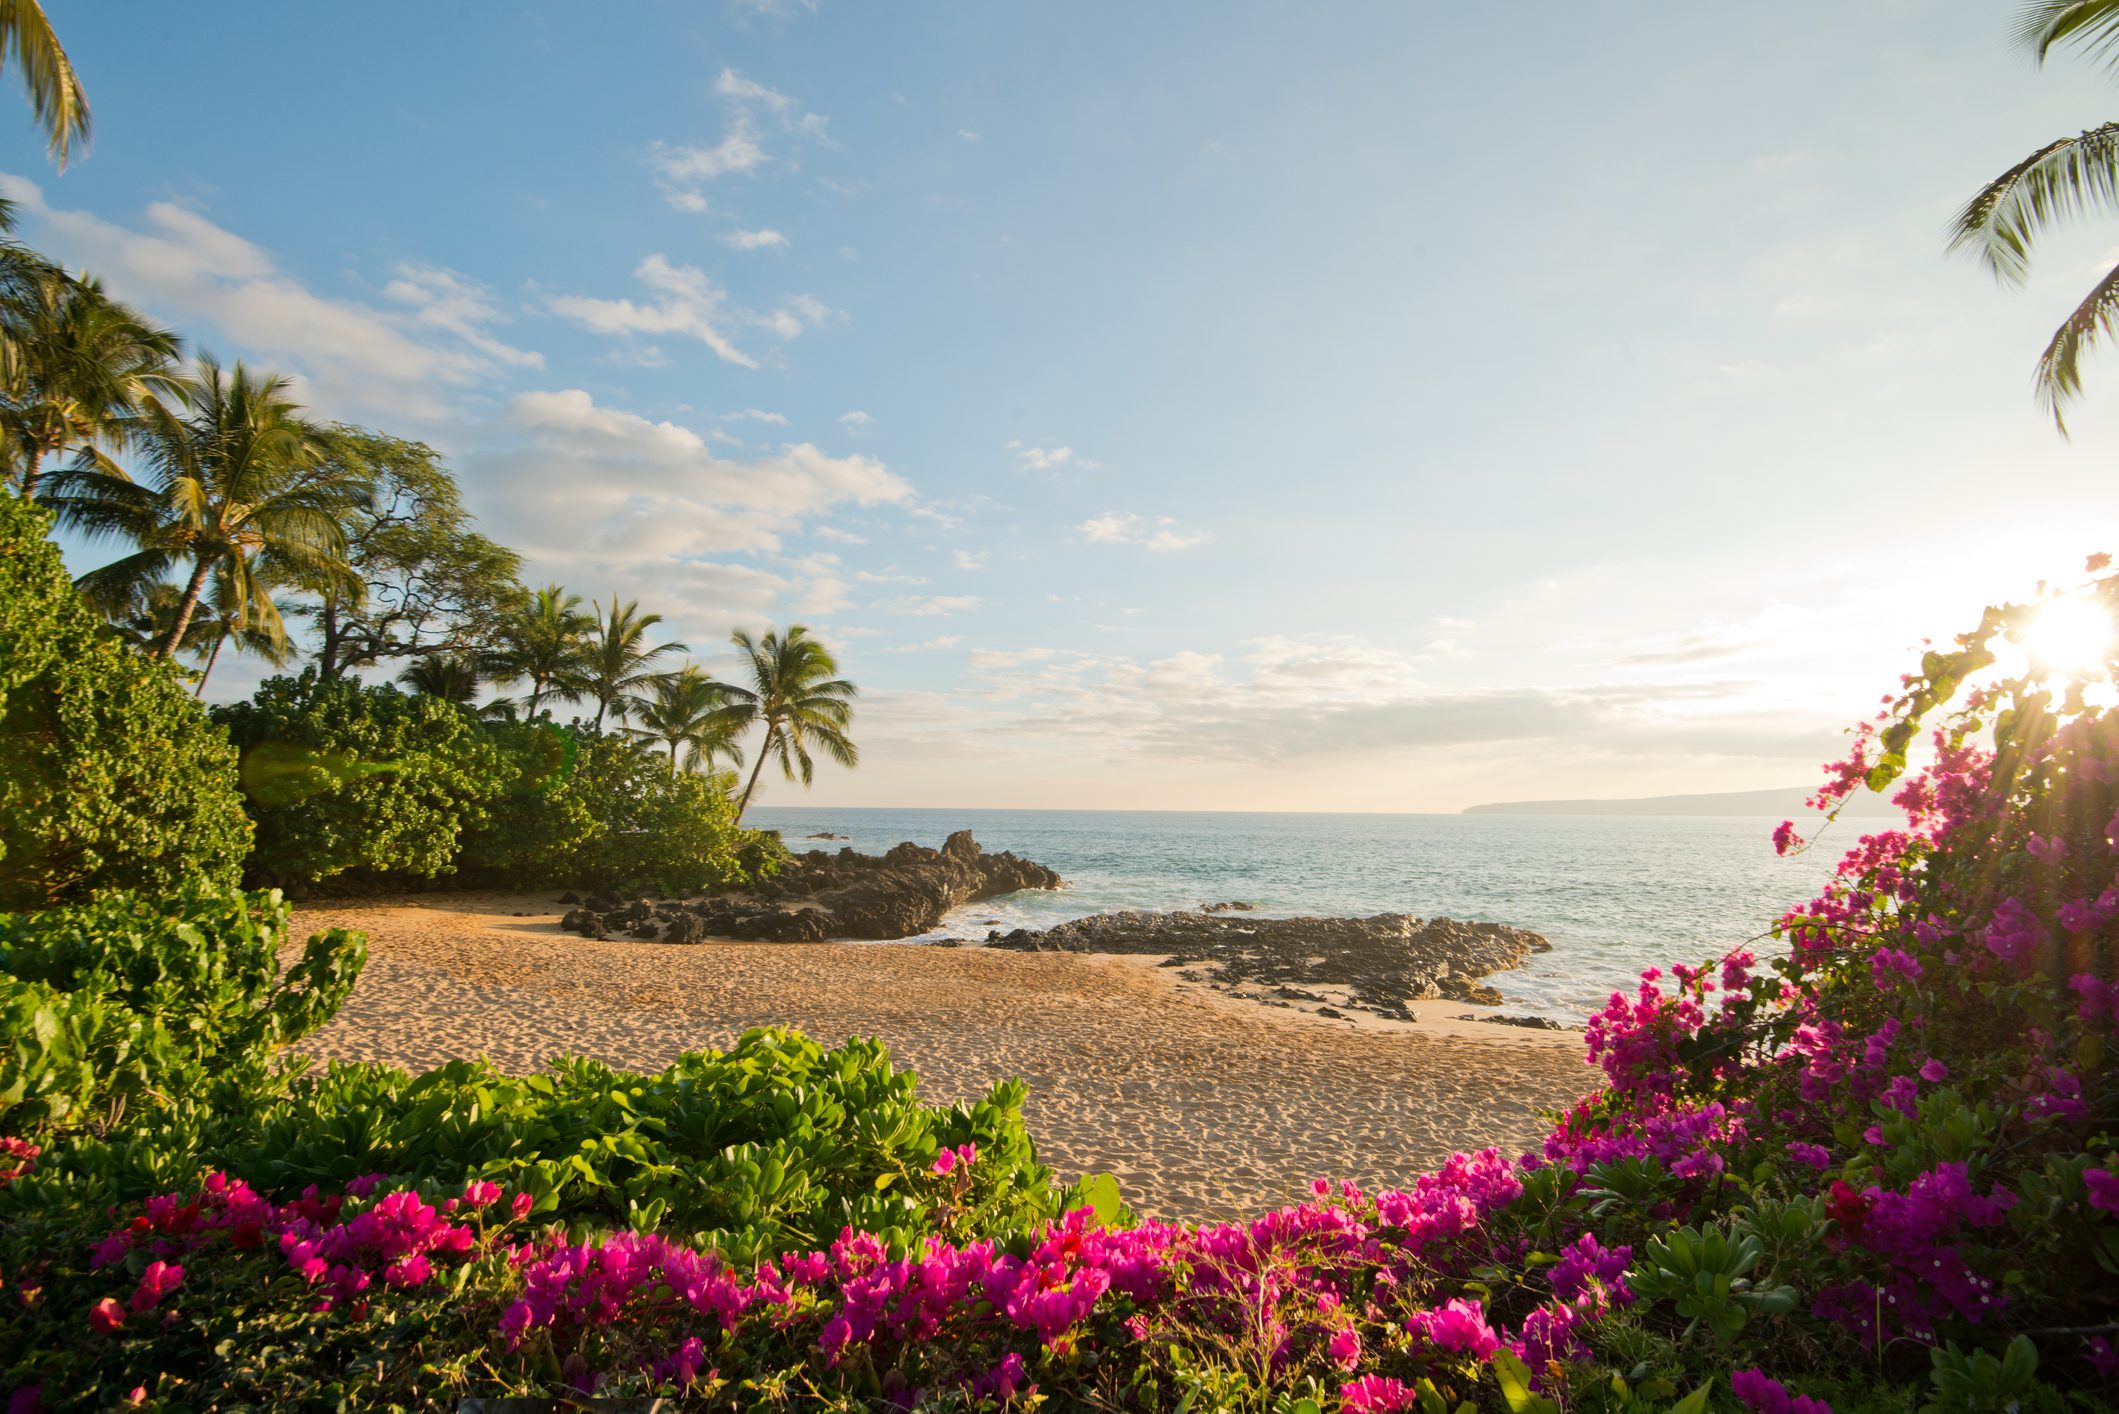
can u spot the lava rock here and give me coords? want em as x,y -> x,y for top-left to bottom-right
989,910 -> 1549,1025
668,831 -> 1062,942
663,914 -> 704,945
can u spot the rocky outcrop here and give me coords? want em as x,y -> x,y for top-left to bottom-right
988,910 -> 1549,1021
557,831 -> 1062,943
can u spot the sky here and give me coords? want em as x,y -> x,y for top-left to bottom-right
11,0 -> 2119,811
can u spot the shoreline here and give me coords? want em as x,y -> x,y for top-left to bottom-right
287,892 -> 1592,1222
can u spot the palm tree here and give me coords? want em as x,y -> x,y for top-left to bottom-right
1951,1 -> 2119,431
717,625 -> 859,817
627,665 -> 746,776
1,271 -> 180,495
108,572 -> 295,697
0,0 -> 89,168
41,357 -> 365,658
581,595 -> 686,730
491,583 -> 592,719
396,653 -> 485,705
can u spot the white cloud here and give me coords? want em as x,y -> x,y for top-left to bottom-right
0,176 -> 537,422
855,569 -> 927,585
813,525 -> 868,544
953,550 -> 988,571
722,407 -> 789,425
838,409 -> 872,429
472,389 -> 912,573
1006,440 -> 1099,472
549,255 -> 834,367
1080,512 -> 1209,551
958,129 -> 981,142
887,634 -> 965,652
653,68 -> 828,212
382,263 -> 543,369
877,594 -> 982,616
724,228 -> 789,251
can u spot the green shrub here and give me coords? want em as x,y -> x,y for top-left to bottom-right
458,725 -> 769,893
0,493 -> 250,907
213,670 -> 502,886
0,883 -> 363,1135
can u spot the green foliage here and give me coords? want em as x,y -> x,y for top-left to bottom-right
0,882 -> 362,1135
458,724 -> 765,893
1627,1223 -> 1800,1346
213,668 -> 502,886
0,492 -> 250,906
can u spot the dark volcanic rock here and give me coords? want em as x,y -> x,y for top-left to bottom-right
1200,901 -> 1255,913
990,909 -> 1550,1022
646,831 -> 1061,942
663,913 -> 704,946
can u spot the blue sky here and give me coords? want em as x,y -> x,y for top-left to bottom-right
12,0 -> 2119,810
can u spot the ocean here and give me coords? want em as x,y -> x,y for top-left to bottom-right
743,807 -> 1855,1022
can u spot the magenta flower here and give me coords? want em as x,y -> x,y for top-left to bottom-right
129,1261 -> 183,1314
2085,1167 -> 2119,1216
1340,1375 -> 1419,1413
1732,1368 -> 1832,1414
88,1298 -> 125,1333
1406,1297 -> 1500,1359
1786,1142 -> 1831,1172
1328,1324 -> 1363,1370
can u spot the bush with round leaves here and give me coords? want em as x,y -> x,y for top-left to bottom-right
0,493 -> 250,908
212,670 -> 502,887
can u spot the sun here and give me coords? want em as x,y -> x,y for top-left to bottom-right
2023,595 -> 2117,676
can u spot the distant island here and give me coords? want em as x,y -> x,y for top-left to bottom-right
1463,785 -> 1898,817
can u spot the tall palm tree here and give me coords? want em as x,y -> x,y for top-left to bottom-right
717,625 -> 859,817
627,664 -> 746,776
2,271 -> 180,495
491,583 -> 593,719
0,0 -> 89,168
397,653 -> 485,705
41,357 -> 365,658
581,595 -> 686,730
1951,1 -> 2119,431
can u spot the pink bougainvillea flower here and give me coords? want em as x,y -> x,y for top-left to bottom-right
1340,1375 -> 1419,1413
88,1298 -> 125,1333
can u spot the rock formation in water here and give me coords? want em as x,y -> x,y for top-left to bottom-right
987,910 -> 1549,1019
558,830 -> 1061,943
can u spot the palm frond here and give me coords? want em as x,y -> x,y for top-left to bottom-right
2018,0 -> 2119,68
1949,124 -> 2119,285
2035,255 -> 2119,432
0,0 -> 88,167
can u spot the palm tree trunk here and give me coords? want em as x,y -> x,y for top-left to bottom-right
736,724 -> 776,816
669,740 -> 679,777
158,557 -> 213,660
193,633 -> 226,697
527,675 -> 545,720
593,697 -> 607,732
16,445 -> 41,498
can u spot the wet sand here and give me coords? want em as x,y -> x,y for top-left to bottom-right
289,893 -> 1594,1222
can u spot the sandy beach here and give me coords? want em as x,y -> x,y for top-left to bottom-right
289,893 -> 1595,1222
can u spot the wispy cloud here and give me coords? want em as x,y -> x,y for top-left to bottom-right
0,176 -> 537,422
838,409 -> 872,429
877,594 -> 983,616
652,67 -> 829,213
953,550 -> 988,570
1080,512 -> 1209,552
723,228 -> 789,251
550,255 -> 834,367
1005,439 -> 1099,472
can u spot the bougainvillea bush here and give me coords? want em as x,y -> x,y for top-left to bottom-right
11,562 -> 2119,1410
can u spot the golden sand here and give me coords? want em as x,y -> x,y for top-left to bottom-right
289,893 -> 1594,1223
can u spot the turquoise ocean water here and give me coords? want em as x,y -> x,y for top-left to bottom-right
744,808 -> 1852,1022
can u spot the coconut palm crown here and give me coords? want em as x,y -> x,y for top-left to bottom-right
581,595 -> 686,731
718,624 -> 858,816
40,357 -> 366,658
627,664 -> 746,776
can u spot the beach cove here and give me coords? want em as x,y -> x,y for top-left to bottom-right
289,893 -> 1592,1222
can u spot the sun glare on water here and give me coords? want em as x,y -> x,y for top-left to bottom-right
2023,594 -> 2118,677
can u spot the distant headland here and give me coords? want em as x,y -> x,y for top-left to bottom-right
1462,785 -> 1899,817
